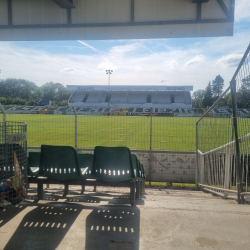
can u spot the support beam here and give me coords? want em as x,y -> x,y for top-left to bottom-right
64,184 -> 69,196
67,8 -> 72,24
0,18 -> 232,30
7,0 -> 12,26
52,0 -> 75,8
37,179 -> 44,200
197,3 -> 201,20
193,0 -> 209,3
217,0 -> 230,18
136,181 -> 140,199
131,0 -> 135,22
230,0 -> 235,20
81,185 -> 85,194
130,181 -> 135,206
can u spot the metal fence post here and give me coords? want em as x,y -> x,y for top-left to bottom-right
195,122 -> 199,190
224,146 -> 231,189
73,106 -> 77,150
149,106 -> 153,187
230,79 -> 243,204
199,152 -> 204,185
0,103 -> 6,143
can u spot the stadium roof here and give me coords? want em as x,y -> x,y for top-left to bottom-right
66,85 -> 193,92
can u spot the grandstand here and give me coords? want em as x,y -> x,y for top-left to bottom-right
67,85 -> 193,108
2,105 -> 250,117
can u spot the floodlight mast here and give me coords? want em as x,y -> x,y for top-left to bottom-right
106,70 -> 113,85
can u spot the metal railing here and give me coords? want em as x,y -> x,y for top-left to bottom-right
1,105 -> 201,184
196,43 -> 250,203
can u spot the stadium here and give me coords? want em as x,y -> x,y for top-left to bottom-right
67,85 -> 193,109
0,1 -> 250,248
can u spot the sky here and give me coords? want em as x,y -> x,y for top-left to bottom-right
0,0 -> 249,93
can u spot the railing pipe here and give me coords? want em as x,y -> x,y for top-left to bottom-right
0,103 -> 6,143
73,105 -> 77,150
195,122 -> 199,190
230,79 -> 243,204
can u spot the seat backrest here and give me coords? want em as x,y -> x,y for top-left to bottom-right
28,152 -> 41,176
28,152 -> 40,168
77,154 -> 94,179
141,164 -> 146,179
131,154 -> 141,178
40,145 -> 80,180
136,158 -> 142,178
93,146 -> 135,181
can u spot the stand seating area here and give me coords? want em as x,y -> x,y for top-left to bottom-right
28,145 -> 145,205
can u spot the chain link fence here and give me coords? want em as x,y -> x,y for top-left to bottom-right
197,44 -> 250,203
0,107 -> 199,152
0,121 -> 28,207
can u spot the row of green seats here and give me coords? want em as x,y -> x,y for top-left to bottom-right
28,145 -> 145,182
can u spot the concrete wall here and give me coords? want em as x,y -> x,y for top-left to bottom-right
0,0 -> 233,40
135,151 -> 196,183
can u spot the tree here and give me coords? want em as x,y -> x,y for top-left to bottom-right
0,78 -> 71,106
219,92 -> 231,107
192,97 -> 203,108
203,81 -> 213,108
0,78 -> 41,100
192,89 -> 205,108
40,82 -> 72,105
54,83 -> 72,103
212,75 -> 224,98
192,89 -> 205,100
242,75 -> 250,89
40,82 -> 58,101
237,74 -> 250,108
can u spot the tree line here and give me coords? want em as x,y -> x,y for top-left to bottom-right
192,74 -> 250,109
0,79 -> 72,106
1,77 -> 249,108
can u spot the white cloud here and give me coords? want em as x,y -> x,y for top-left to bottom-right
110,43 -> 141,56
61,68 -> 77,72
184,55 -> 205,67
164,59 -> 179,69
77,40 -> 97,51
216,54 -> 243,68
97,62 -> 119,71
135,65 -> 143,71
235,0 -> 250,22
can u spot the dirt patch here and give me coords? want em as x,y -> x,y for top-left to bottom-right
196,237 -> 218,248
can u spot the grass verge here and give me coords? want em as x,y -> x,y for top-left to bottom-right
145,181 -> 196,190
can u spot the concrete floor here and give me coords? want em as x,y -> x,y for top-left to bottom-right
0,185 -> 250,250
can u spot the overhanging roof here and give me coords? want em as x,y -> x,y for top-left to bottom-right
52,0 -> 75,8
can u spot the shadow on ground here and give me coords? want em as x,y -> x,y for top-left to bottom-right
85,205 -> 140,250
4,202 -> 83,250
26,187 -> 145,206
0,204 -> 27,228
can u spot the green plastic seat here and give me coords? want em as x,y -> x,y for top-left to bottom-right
28,152 -> 41,177
136,158 -> 143,178
77,154 -> 94,179
131,154 -> 142,180
141,163 -> 146,179
92,146 -> 135,182
40,145 -> 80,180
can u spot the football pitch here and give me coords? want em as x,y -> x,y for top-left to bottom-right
1,113 -> 249,152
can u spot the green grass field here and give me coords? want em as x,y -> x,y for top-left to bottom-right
1,113 -> 249,152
